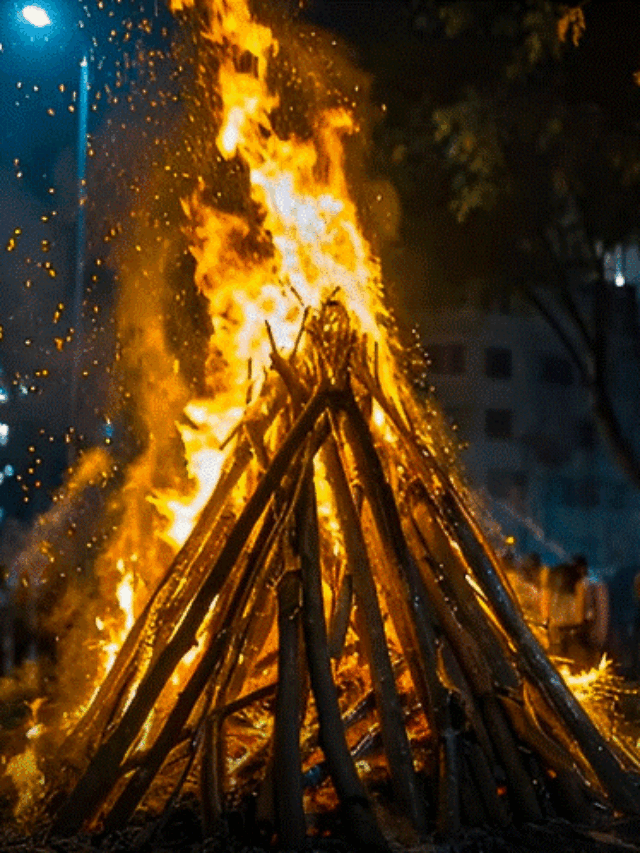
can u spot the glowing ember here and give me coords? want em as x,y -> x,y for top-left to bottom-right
5,747 -> 44,820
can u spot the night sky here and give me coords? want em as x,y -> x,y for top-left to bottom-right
0,1 -> 176,522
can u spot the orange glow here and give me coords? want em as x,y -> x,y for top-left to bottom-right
150,0 -> 393,546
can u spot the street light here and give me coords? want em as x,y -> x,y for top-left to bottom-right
18,5 -> 90,459
20,5 -> 51,28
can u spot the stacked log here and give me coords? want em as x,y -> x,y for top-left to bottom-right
41,303 -> 640,849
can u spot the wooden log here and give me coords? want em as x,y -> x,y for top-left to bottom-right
327,570 -> 353,660
334,396 -> 443,723
273,570 -> 307,850
50,388 -> 329,837
323,437 -> 428,836
438,489 -> 640,814
407,514 -> 543,822
200,700 -> 224,837
435,694 -> 462,837
295,471 -> 389,853
58,379 -> 285,771
337,390 -> 468,831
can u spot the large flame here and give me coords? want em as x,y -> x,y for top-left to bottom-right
149,0 -> 393,548
1,0 -> 398,821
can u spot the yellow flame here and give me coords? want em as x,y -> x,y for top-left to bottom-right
152,403 -> 243,548
94,558 -> 137,678
152,0 -> 392,546
560,654 -> 611,700
116,563 -> 136,635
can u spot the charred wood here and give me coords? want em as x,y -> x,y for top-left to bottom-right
273,570 -> 306,850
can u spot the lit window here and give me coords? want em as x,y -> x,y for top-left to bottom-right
0,423 -> 9,447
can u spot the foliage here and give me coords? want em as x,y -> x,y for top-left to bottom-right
349,0 -> 640,486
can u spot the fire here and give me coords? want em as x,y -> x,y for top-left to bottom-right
4,0 -> 639,839
4,698 -> 47,823
148,0 -> 393,547
152,402 -> 244,548
94,558 -> 136,680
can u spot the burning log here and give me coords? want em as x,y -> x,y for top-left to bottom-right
35,314 -> 640,848
50,387 -> 329,836
323,437 -> 427,836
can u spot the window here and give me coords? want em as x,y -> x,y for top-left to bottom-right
485,409 -> 513,439
540,355 -> 573,385
560,476 -> 599,508
487,469 -> 528,503
485,347 -> 512,379
426,343 -> 465,375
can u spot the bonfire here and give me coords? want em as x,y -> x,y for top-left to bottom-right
2,1 -> 640,851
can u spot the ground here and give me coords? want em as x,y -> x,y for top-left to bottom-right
2,812 -> 640,853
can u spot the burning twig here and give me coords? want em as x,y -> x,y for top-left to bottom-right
295,471 -> 389,852
322,436 -> 427,836
439,490 -> 640,815
51,387 -> 330,836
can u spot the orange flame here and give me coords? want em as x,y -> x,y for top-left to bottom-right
151,0 -> 393,539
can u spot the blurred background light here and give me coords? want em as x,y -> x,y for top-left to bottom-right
21,6 -> 52,29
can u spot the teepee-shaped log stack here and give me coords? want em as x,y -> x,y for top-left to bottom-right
45,303 -> 640,850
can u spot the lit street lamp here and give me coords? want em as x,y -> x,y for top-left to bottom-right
18,5 -> 90,458
20,5 -> 52,28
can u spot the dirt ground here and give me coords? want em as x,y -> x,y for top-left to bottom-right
2,813 -> 640,853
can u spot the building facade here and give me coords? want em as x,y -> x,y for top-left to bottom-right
413,290 -> 640,575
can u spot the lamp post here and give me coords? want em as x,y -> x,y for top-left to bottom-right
69,53 -> 89,459
19,5 -> 90,461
